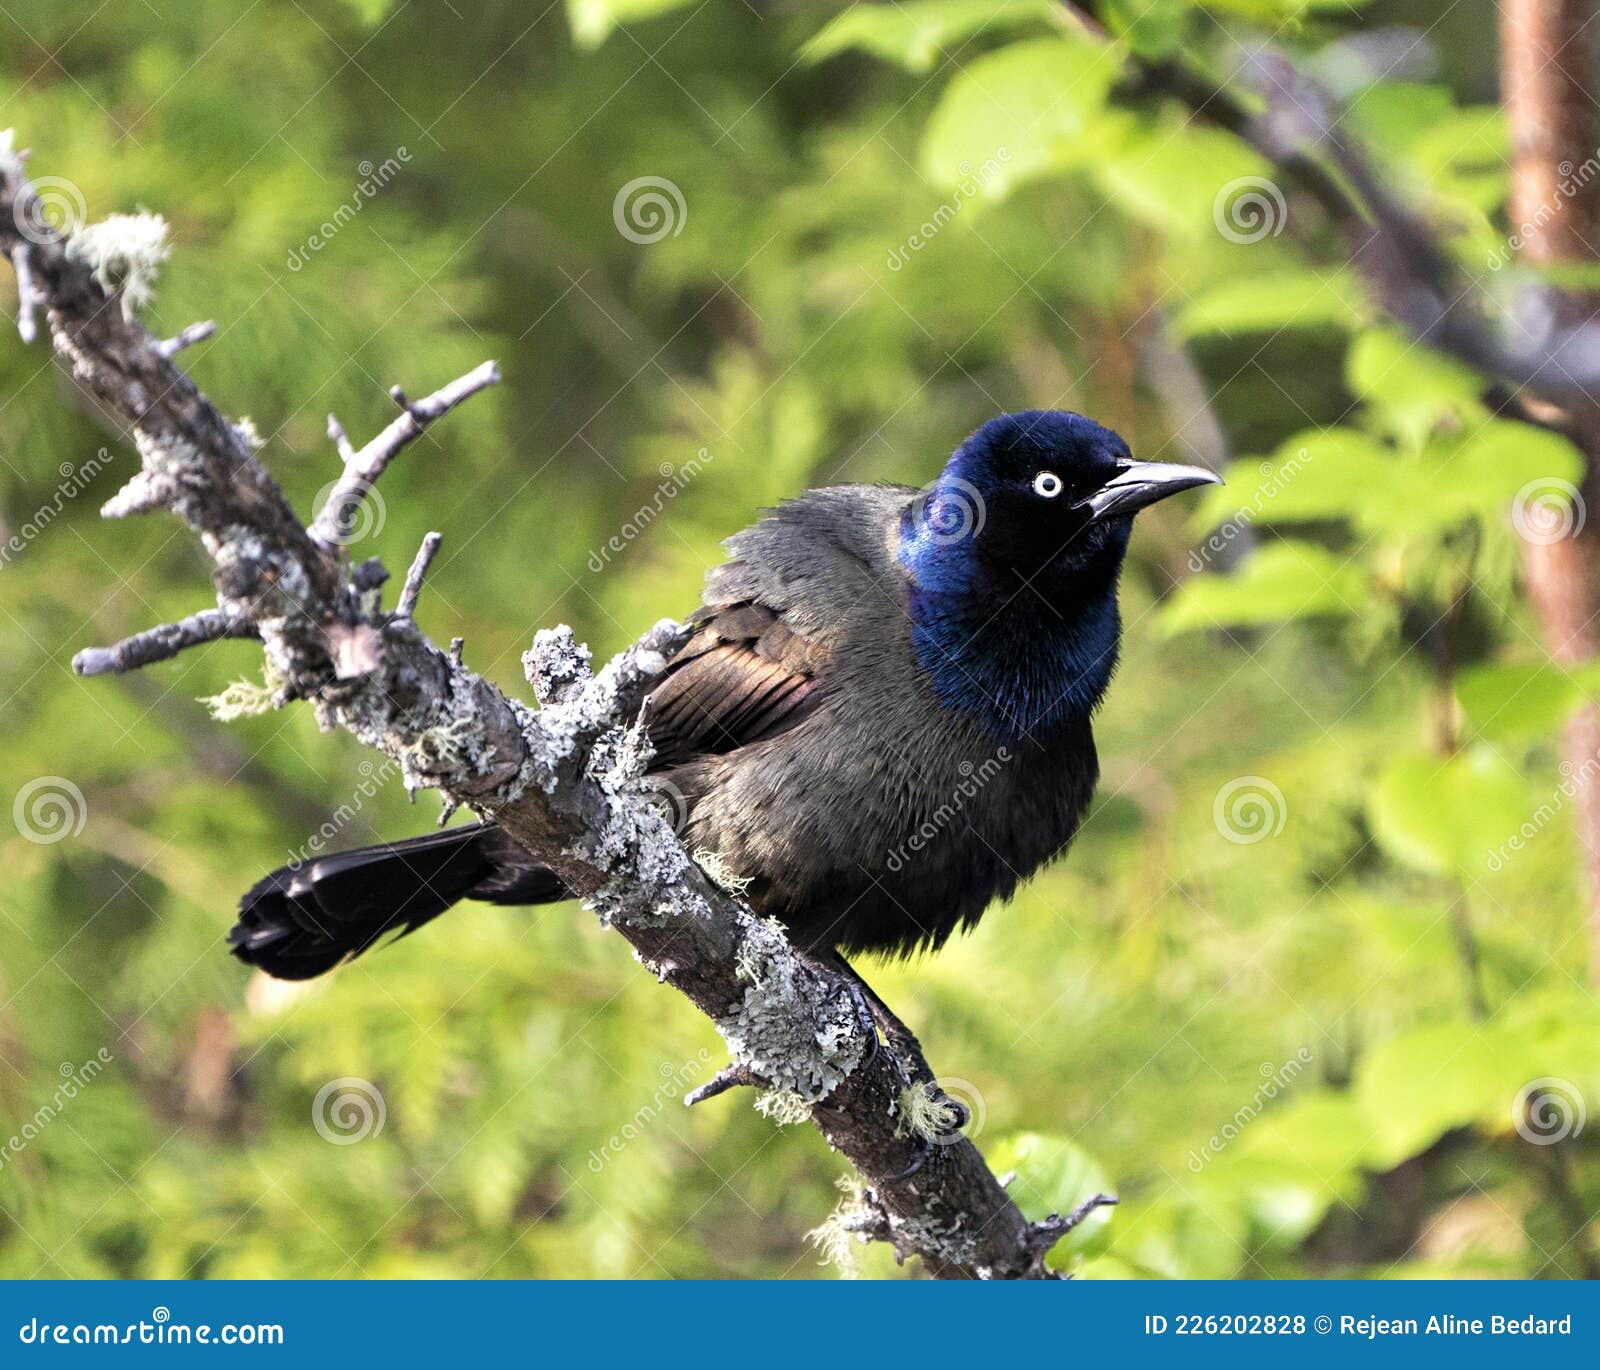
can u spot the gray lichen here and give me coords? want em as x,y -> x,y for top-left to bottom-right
0,129 -> 25,180
65,211 -> 171,317
714,915 -> 864,1102
805,1176 -> 872,1278
200,672 -> 280,721
897,1081 -> 963,1143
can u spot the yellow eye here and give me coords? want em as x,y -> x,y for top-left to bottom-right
1033,471 -> 1063,498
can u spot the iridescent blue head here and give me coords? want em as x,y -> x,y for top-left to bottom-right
900,410 -> 1219,743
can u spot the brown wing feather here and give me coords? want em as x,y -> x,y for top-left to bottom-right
646,602 -> 824,766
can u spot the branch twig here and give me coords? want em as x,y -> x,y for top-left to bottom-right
10,240 -> 36,343
396,531 -> 442,618
73,608 -> 254,677
0,141 -> 1071,1280
308,362 -> 499,547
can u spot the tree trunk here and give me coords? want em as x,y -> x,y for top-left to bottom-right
1499,0 -> 1600,983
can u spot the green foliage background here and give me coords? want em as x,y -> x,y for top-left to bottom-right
1,0 -> 1597,1279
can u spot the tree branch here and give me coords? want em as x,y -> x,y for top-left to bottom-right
1069,2 -> 1600,414
0,142 -> 1076,1280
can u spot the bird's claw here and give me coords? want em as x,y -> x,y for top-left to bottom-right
830,976 -> 880,1068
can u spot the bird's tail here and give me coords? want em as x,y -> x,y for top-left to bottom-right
229,822 -> 569,981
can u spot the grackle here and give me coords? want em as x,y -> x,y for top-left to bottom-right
231,411 -> 1218,981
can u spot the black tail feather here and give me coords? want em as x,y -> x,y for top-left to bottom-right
230,822 -> 569,980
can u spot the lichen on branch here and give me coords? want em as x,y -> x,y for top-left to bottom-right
0,134 -> 1075,1279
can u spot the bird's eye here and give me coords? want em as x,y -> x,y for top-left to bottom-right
1033,471 -> 1063,499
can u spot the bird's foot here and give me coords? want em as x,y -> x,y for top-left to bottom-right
829,975 -> 880,1068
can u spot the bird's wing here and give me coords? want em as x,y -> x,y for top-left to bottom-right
644,483 -> 913,767
645,601 -> 826,765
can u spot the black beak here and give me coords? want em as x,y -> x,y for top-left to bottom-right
1081,460 -> 1222,523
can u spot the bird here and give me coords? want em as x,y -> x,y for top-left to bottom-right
230,410 -> 1218,982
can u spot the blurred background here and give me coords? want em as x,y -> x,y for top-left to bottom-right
2,0 -> 1599,1279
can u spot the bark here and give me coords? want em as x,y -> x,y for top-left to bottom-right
0,145 -> 1096,1280
1499,0 -> 1600,985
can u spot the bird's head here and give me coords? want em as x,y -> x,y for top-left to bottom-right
904,410 -> 1220,586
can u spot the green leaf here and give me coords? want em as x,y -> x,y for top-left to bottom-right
1368,747 -> 1530,880
1193,429 -> 1406,533
1115,1192 -> 1251,1279
1092,118 -> 1270,239
1456,661 -> 1586,740
988,1132 -> 1114,1260
1354,1019 -> 1517,1169
1347,327 -> 1483,446
918,37 -> 1122,197
1428,419 -> 1586,525
565,0 -> 699,48
1200,0 -> 1370,18
1173,269 -> 1364,339
801,0 -> 1055,73
1098,0 -> 1192,59
1158,540 -> 1366,634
